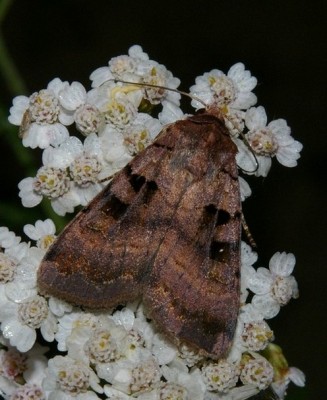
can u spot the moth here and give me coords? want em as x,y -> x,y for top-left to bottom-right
19,109 -> 32,139
37,106 -> 242,359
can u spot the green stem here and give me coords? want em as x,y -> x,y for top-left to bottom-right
0,0 -> 13,24
0,32 -> 28,95
0,0 -> 27,95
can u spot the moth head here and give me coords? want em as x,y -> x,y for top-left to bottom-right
107,78 -> 259,173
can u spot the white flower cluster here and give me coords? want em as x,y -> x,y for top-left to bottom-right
1,45 -> 305,399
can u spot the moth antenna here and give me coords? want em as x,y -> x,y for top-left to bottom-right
109,78 -> 259,173
108,78 -> 208,108
98,172 -> 117,184
241,213 -> 257,248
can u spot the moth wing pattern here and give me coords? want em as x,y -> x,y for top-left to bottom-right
38,111 -> 241,358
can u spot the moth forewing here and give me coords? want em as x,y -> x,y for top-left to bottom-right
37,109 -> 242,358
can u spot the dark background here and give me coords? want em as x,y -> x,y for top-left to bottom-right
0,0 -> 326,398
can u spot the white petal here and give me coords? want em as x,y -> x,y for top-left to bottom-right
239,176 -> 252,201
48,297 -> 73,317
112,307 -> 135,331
59,81 -> 87,111
8,95 -> 30,125
241,241 -> 258,267
47,77 -> 68,96
152,334 -> 176,365
235,138 -> 257,173
58,109 -> 75,126
89,66 -> 114,88
6,283 -> 37,302
269,119 -> 291,139
159,101 -> 184,124
2,318 -> 36,352
18,177 -> 43,208
24,123 -> 69,149
0,301 -> 17,320
276,140 -> 303,167
245,106 -> 267,131
129,44 -> 149,60
37,218 -> 56,235
289,367 -> 306,386
0,228 -> 19,248
255,155 -> 272,177
23,223 -> 40,240
252,294 -> 280,319
269,252 -> 296,276
40,313 -> 57,342
51,189 -> 81,215
247,267 -> 273,294
233,92 -> 257,110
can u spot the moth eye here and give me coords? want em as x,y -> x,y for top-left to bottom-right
216,209 -> 231,225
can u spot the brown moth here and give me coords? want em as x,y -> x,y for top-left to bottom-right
19,109 -> 32,139
37,106 -> 241,359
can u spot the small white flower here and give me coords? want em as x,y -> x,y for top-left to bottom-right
59,81 -> 105,136
142,382 -> 189,400
55,311 -> 101,352
0,228 -> 30,287
2,246 -> 43,303
0,227 -> 30,262
99,126 -> 133,176
0,253 -> 16,284
90,44 -> 149,88
130,357 -> 161,394
8,78 -> 71,149
42,355 -> 102,398
161,361 -> 206,400
272,366 -> 305,399
151,333 -> 177,366
18,134 -> 109,215
23,219 -> 56,250
0,293 -> 57,352
74,103 -> 104,136
228,303 -> 266,364
9,384 -> 45,400
240,354 -> 274,390
139,61 -> 181,106
123,113 -> 162,155
0,347 -> 27,380
59,81 -> 87,112
90,45 -> 181,122
109,55 -> 138,80
241,321 -> 274,351
202,359 -> 239,393
177,343 -> 205,368
237,106 -> 303,176
18,166 -> 78,216
104,94 -> 139,130
66,316 -> 127,365
247,252 -> 299,319
190,63 -> 257,112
